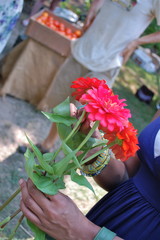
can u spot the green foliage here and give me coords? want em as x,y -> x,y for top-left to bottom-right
42,97 -> 77,126
71,170 -> 95,194
27,220 -> 45,240
59,0 -> 93,21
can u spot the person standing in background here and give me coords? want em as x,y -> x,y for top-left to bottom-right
0,0 -> 24,54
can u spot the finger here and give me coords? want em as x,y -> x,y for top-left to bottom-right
26,179 -> 51,212
45,191 -> 70,204
80,118 -> 91,134
19,179 -> 44,219
76,108 -> 87,123
20,199 -> 42,226
70,103 -> 77,117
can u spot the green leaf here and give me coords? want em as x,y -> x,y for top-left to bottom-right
42,97 -> 77,126
53,150 -> 77,176
26,135 -> 53,174
71,170 -> 95,194
63,162 -> 76,174
61,142 -> 81,168
59,121 -> 104,154
62,131 -> 85,150
42,112 -> 76,126
32,173 -> 65,195
57,123 -> 72,140
27,219 -> 45,240
24,148 -> 35,179
53,97 -> 70,116
43,152 -> 57,163
85,137 -> 108,149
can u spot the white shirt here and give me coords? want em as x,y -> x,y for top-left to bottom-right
71,0 -> 160,72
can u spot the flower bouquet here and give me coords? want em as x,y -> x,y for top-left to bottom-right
0,77 -> 139,240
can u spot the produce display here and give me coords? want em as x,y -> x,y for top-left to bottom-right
36,11 -> 82,40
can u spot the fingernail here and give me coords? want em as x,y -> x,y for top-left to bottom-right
19,179 -> 24,185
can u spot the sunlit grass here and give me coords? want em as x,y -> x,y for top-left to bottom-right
113,60 -> 158,133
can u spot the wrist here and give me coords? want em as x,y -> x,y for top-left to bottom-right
134,38 -> 144,48
93,227 -> 117,240
131,39 -> 139,49
81,149 -> 111,177
81,221 -> 101,240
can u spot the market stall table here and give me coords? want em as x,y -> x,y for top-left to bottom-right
0,38 -> 66,108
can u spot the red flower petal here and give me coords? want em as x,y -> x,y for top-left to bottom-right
105,122 -> 139,161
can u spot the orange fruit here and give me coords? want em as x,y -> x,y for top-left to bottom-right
74,30 -> 82,38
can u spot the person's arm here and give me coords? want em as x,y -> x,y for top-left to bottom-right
79,113 -> 141,192
19,179 -> 123,240
83,0 -> 105,32
151,109 -> 160,121
122,31 -> 160,64
93,154 -> 140,191
94,108 -> 160,191
49,0 -> 61,11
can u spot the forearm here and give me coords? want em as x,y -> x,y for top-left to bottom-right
122,31 -> 160,64
135,31 -> 160,46
88,0 -> 105,15
93,154 -> 140,191
93,157 -> 129,191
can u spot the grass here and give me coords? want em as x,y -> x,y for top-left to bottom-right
113,59 -> 159,132
0,59 -> 159,240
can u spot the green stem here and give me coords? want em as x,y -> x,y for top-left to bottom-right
65,110 -> 86,142
52,110 -> 86,160
76,121 -> 99,152
81,138 -> 121,165
0,216 -> 11,228
0,208 -> 21,229
8,214 -> 24,240
0,187 -> 21,211
81,146 -> 109,165
62,121 -> 100,169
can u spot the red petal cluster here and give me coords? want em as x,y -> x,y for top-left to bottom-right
71,77 -> 139,161
71,77 -> 111,101
104,122 -> 139,161
81,86 -> 131,132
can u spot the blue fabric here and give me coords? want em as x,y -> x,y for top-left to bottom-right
0,0 -> 23,53
86,117 -> 160,240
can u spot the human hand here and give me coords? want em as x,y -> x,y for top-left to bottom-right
70,103 -> 101,139
19,179 -> 100,240
82,0 -> 105,32
121,39 -> 139,64
83,10 -> 96,32
70,103 -> 103,161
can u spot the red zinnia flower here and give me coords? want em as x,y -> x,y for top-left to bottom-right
71,77 -> 112,101
80,86 -> 131,132
104,122 -> 139,161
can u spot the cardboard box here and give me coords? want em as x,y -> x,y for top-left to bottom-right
26,9 -> 82,57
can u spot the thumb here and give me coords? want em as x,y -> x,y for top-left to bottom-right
80,118 -> 91,134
